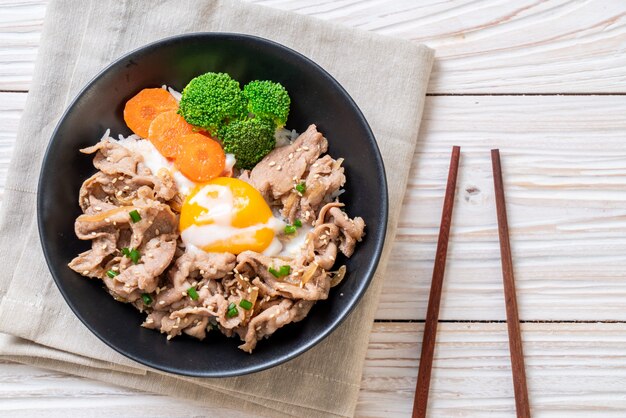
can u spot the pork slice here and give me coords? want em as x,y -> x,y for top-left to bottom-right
248,124 -> 327,201
237,298 -> 295,353
296,155 -> 345,222
237,251 -> 330,301
81,141 -> 145,177
317,202 -> 365,257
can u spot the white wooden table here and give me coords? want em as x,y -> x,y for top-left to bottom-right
2,1 -> 626,416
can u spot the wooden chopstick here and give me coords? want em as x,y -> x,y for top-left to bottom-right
412,145 -> 461,418
491,149 -> 531,418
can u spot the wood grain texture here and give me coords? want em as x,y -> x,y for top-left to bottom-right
2,92 -> 626,321
3,0 -> 626,93
2,323 -> 626,417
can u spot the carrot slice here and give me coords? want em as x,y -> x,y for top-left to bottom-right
175,133 -> 226,182
123,88 -> 178,138
148,110 -> 195,159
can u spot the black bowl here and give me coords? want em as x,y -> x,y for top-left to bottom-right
38,33 -> 387,377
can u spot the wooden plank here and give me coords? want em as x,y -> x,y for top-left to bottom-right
1,323 -> 625,417
3,92 -> 626,321
3,0 -> 626,93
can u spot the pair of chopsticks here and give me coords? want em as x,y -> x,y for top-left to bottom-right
411,147 -> 530,418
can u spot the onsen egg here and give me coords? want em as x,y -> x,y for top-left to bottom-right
179,177 -> 285,254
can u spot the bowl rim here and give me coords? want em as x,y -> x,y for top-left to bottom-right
37,32 -> 389,377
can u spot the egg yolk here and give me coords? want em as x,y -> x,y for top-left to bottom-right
179,177 -> 276,254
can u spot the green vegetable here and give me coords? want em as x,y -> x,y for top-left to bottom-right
221,117 -> 276,169
129,209 -> 141,223
242,80 -> 291,128
141,293 -> 153,305
227,302 -> 239,318
106,270 -> 118,278
294,219 -> 302,228
121,247 -> 140,264
295,182 -> 306,194
269,265 -> 291,278
284,225 -> 297,235
178,72 -> 247,134
187,287 -> 199,301
239,299 -> 253,310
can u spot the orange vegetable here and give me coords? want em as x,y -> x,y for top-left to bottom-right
148,110 -> 194,159
175,133 -> 226,182
123,88 -> 178,137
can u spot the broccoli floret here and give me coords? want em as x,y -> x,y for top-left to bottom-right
242,80 -> 291,128
178,72 -> 247,134
221,118 -> 276,169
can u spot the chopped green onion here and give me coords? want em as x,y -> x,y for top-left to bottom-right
227,302 -> 236,310
106,270 -> 118,278
187,287 -> 199,301
269,265 -> 291,278
128,248 -> 140,264
284,225 -> 297,234
129,209 -> 141,223
295,182 -> 306,194
239,299 -> 253,310
227,305 -> 239,318
141,293 -> 153,305
294,219 -> 302,228
121,247 -> 140,264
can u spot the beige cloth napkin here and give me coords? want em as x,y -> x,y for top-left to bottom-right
0,0 -> 433,416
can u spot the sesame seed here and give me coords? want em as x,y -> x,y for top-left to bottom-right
159,301 -> 165,305
112,266 -> 119,271
329,255 -> 335,261
166,335 -> 173,340
181,291 -> 187,297
155,229 -> 160,235
112,178 -> 117,184
146,317 -> 154,324
105,218 -> 111,223
296,147 -> 302,152
101,244 -> 107,250
234,268 -> 239,274
298,303 -> 303,308
106,157 -> 112,162
269,314 -> 275,319
118,176 -> 124,180
192,281 -> 197,286
269,161 -> 276,167
172,325 -> 179,329
123,186 -> 130,191
113,221 -> 117,226
116,190 -> 123,197
94,206 -> 102,211
199,269 -> 205,275
91,232 -> 97,236
303,146 -> 310,151
82,270 -> 89,275
313,174 -> 320,179
194,319 -> 199,324
155,287 -> 160,295
256,326 -> 262,331
312,163 -> 318,168
288,153 -> 293,159
276,165 -> 282,171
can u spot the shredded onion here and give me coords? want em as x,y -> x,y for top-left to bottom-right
330,265 -> 347,287
300,263 -> 319,285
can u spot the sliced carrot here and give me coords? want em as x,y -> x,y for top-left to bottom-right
123,88 -> 178,138
148,110 -> 195,159
175,133 -> 226,182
